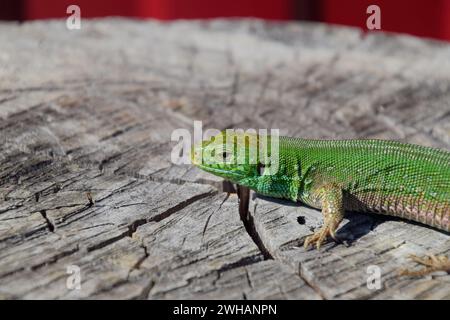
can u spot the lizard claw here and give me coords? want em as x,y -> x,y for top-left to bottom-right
398,254 -> 450,277
304,221 -> 339,250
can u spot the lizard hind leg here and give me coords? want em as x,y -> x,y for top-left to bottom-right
398,254 -> 450,277
304,184 -> 345,250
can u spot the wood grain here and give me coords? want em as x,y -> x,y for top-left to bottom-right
0,19 -> 449,299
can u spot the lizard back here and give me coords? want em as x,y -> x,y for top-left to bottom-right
279,138 -> 450,232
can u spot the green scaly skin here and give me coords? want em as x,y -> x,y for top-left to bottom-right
192,132 -> 450,275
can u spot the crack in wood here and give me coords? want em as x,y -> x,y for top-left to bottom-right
237,185 -> 273,260
298,262 -> 328,300
39,210 -> 55,232
217,254 -> 265,274
86,190 -> 216,253
133,279 -> 156,300
202,192 -> 230,240
30,245 -> 80,271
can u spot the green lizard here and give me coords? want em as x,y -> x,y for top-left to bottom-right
191,131 -> 450,276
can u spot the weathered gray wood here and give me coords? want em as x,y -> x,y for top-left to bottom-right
0,19 -> 449,299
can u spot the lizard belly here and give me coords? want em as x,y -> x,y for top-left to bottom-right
298,186 -> 449,232
345,191 -> 450,232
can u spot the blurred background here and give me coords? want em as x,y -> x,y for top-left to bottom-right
1,0 -> 449,42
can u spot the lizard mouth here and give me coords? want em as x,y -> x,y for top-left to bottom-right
195,163 -> 246,180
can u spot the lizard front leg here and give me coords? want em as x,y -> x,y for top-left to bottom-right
304,184 -> 344,250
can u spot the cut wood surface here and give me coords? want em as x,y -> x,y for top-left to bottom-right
0,19 -> 449,299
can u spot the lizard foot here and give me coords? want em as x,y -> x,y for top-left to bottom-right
303,220 -> 339,250
303,184 -> 344,250
398,254 -> 450,277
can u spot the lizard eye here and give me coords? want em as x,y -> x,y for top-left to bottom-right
222,152 -> 231,162
257,162 -> 266,175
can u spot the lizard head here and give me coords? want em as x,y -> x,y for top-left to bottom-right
191,131 -> 276,188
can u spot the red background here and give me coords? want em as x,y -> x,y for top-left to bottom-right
1,0 -> 449,42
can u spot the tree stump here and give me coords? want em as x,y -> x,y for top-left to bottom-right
0,19 -> 449,299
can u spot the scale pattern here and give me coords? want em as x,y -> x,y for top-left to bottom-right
278,137 -> 450,232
